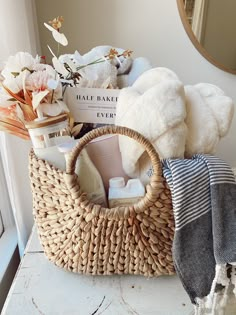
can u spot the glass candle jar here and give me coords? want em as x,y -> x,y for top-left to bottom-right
25,114 -> 71,149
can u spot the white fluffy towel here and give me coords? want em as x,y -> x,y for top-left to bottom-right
184,83 -> 234,157
115,67 -> 187,182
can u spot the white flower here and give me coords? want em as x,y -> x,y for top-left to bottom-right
26,65 -> 63,109
58,54 -> 77,72
44,23 -> 68,46
2,72 -> 26,93
1,52 -> 40,79
1,52 -> 40,93
26,69 -> 51,91
58,53 -> 75,63
52,56 -> 70,77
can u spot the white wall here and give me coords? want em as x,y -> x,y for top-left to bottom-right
35,0 -> 236,167
0,0 -> 40,60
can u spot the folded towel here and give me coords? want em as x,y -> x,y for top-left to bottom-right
85,45 -> 133,75
128,57 -> 153,86
80,47 -> 118,88
115,67 -> 187,181
162,155 -> 236,314
117,57 -> 152,89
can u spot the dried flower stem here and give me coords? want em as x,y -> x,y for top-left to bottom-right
51,33 -> 61,103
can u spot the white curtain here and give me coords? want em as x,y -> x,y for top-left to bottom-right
0,0 -> 41,256
192,0 -> 208,43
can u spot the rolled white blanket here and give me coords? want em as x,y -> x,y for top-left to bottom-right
184,83 -> 234,157
115,67 -> 187,182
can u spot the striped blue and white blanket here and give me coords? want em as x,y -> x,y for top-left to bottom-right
162,155 -> 236,315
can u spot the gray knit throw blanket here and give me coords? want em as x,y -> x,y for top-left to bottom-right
162,155 -> 236,315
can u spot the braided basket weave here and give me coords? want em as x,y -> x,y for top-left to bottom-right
29,125 -> 175,276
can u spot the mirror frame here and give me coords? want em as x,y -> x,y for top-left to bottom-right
176,0 -> 236,75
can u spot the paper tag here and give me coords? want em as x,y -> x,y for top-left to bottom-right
64,87 -> 120,124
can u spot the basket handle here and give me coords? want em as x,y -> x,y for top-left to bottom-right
66,125 -> 162,180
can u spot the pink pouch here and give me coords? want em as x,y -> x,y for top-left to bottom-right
86,135 -> 130,192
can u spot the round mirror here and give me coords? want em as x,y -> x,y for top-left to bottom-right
177,0 -> 236,74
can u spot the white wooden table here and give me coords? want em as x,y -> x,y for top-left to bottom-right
2,227 -> 236,315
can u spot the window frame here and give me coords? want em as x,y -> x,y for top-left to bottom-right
0,212 -> 3,237
0,151 -> 15,229
0,148 -> 17,283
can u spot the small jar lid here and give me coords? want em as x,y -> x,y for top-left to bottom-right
25,114 -> 68,129
109,177 -> 125,188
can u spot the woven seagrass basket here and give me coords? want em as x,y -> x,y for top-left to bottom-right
29,125 -> 175,276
